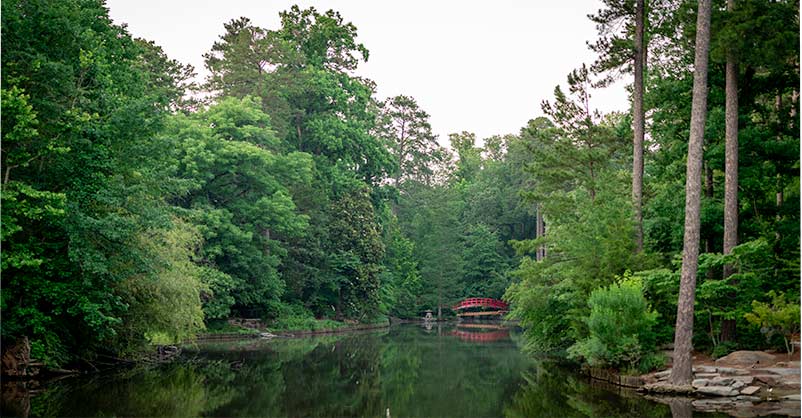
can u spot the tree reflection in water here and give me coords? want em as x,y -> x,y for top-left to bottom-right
14,325 -> 730,417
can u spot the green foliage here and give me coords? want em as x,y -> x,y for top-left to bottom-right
567,276 -> 659,372
376,95 -> 444,186
327,187 -> 385,319
461,224 -> 508,299
2,0 -> 797,371
744,291 -> 801,354
638,268 -> 680,345
204,320 -> 260,335
263,303 -> 344,331
379,210 -> 422,318
1,0 -> 204,364
165,97 -> 312,318
114,220 -> 206,350
505,258 -> 580,354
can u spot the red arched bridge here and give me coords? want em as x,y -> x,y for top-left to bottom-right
451,297 -> 509,317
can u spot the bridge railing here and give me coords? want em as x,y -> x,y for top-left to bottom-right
451,297 -> 509,311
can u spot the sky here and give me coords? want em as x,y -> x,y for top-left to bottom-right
106,0 -> 630,144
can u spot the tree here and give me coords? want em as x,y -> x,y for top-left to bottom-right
461,224 -> 508,299
1,0 -> 206,363
375,95 -> 444,186
633,0 -> 646,252
449,131 -> 482,183
165,97 -> 312,318
721,0 -> 740,341
587,0 -> 648,251
327,187 -> 385,319
671,0 -> 712,386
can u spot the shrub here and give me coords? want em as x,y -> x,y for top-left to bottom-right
744,291 -> 801,354
568,274 -> 659,373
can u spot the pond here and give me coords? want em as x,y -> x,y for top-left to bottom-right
2,323 -> 751,417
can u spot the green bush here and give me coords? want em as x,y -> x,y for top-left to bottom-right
262,303 -> 345,331
568,275 -> 659,372
744,291 -> 801,354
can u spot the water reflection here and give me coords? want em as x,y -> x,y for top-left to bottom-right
5,324 -> 733,417
452,323 -> 510,343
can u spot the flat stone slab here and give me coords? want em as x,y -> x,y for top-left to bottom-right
781,394 -> 800,401
710,376 -> 735,386
714,366 -> 752,376
692,378 -> 709,388
740,386 -> 760,396
761,367 -> 801,376
641,382 -> 695,395
697,385 -> 740,397
695,373 -> 720,379
732,376 -> 754,385
694,365 -> 718,373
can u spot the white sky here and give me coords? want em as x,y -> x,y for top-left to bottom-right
106,0 -> 630,145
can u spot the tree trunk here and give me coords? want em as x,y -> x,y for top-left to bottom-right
671,0 -> 712,387
704,161 -> 714,258
721,5 -> 739,341
723,0 -> 739,279
536,204 -> 545,261
633,0 -> 646,253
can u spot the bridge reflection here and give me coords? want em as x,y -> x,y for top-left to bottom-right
451,323 -> 510,343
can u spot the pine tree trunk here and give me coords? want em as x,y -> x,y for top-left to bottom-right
705,162 -> 714,259
704,162 -> 716,279
536,204 -> 545,261
721,0 -> 739,341
723,0 -> 739,279
633,0 -> 646,253
671,0 -> 712,387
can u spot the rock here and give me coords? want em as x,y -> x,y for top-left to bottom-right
732,381 -> 745,390
1,337 -> 30,377
740,386 -> 761,396
258,332 -> 276,339
753,374 -> 780,386
694,365 -> 718,373
654,369 -> 672,379
641,382 -> 695,395
695,373 -> 720,379
781,394 -> 801,401
710,376 -> 735,386
732,376 -> 754,385
778,376 -> 801,390
771,407 -> 802,417
697,385 -> 740,397
735,395 -> 761,402
715,350 -> 777,367
692,379 -> 710,388
761,367 -> 800,376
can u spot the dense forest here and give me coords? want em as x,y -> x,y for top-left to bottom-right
2,0 -> 799,375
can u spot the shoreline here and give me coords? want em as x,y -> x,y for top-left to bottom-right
195,320 -> 393,342
581,350 -> 801,417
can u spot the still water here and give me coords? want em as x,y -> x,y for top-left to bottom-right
14,323 -> 730,417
